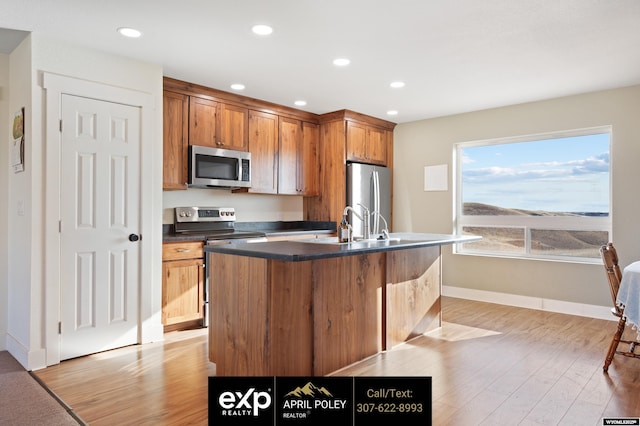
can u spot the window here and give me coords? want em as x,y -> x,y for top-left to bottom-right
455,127 -> 611,262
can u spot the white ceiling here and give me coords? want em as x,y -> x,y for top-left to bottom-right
1,0 -> 639,123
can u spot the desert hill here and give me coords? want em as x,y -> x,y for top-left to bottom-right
461,203 -> 607,257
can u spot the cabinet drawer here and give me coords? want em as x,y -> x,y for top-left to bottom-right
162,241 -> 204,261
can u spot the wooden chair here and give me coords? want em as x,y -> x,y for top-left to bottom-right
600,243 -> 640,372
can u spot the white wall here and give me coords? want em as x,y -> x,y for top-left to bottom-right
7,34 -> 164,369
393,85 -> 640,308
0,53 -> 9,350
7,37 -> 32,365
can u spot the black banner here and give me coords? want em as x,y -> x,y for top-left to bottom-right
209,376 -> 431,426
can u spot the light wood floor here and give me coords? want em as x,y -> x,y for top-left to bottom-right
34,297 -> 640,425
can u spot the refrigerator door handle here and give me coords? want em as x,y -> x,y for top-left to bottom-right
372,170 -> 380,233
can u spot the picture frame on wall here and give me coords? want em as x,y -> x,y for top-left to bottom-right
11,107 -> 24,173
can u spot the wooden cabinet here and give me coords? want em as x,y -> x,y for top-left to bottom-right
278,117 -> 319,195
346,121 -> 387,165
248,110 -> 279,194
163,91 -> 189,190
189,97 -> 218,148
189,97 -> 248,151
304,110 -> 396,225
162,241 -> 205,331
163,78 -> 321,193
218,103 -> 249,151
301,122 -> 320,195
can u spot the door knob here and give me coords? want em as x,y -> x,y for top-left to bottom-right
128,234 -> 141,242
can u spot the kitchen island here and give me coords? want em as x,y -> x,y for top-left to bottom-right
205,233 -> 480,376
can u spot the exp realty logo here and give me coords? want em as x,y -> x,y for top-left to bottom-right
209,377 -> 275,425
277,377 -> 352,424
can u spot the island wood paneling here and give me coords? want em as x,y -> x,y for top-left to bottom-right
312,253 -> 384,376
385,246 -> 441,349
209,253 -> 314,376
209,246 -> 441,376
209,253 -> 270,375
268,260 -> 313,375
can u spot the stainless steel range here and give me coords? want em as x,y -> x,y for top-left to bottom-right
174,207 -> 267,326
174,206 -> 267,242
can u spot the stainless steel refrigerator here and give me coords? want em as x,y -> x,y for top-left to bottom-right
346,162 -> 391,239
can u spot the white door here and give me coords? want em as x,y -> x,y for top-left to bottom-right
59,94 -> 141,360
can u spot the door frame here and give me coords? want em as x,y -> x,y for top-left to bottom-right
43,73 -> 157,366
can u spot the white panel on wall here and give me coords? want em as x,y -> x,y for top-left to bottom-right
423,164 -> 448,191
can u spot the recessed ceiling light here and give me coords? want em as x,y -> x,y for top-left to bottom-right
294,100 -> 307,107
387,110 -> 399,116
390,81 -> 405,88
117,27 -> 142,38
252,25 -> 273,36
333,58 -> 350,67
230,83 -> 245,91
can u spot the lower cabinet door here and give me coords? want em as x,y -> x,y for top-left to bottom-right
162,258 -> 204,326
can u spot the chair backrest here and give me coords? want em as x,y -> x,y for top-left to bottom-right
600,243 -> 623,311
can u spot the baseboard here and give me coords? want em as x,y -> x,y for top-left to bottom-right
6,334 -> 47,371
442,285 -> 614,321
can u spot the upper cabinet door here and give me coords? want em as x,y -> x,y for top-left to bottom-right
218,103 -> 249,151
346,121 -> 387,165
346,121 -> 367,162
248,110 -> 279,194
278,117 -> 301,195
365,126 -> 387,165
189,97 -> 218,148
278,118 -> 319,196
163,91 -> 189,190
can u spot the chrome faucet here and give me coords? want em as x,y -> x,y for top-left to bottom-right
371,210 -> 390,240
343,204 -> 371,240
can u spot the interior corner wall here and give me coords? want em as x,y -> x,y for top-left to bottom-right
393,85 -> 640,308
6,36 -> 34,367
0,53 -> 9,351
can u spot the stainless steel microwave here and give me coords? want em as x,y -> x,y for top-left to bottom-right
188,145 -> 251,189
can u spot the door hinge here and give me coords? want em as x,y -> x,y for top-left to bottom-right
58,322 -> 62,334
59,119 -> 63,132
59,220 -> 62,233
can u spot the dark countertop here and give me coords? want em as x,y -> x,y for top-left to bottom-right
162,221 -> 336,243
204,233 -> 482,261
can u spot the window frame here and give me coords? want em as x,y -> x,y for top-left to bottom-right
453,126 -> 612,264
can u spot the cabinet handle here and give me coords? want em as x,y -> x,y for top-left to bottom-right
216,141 -> 224,146
176,248 -> 190,253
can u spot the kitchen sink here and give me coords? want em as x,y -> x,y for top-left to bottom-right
300,232 -> 445,247
301,236 -> 403,246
